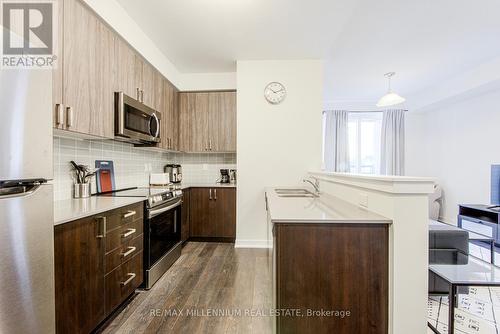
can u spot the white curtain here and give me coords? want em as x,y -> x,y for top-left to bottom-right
380,109 -> 405,175
323,110 -> 350,172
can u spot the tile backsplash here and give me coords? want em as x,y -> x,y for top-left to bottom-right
53,137 -> 236,201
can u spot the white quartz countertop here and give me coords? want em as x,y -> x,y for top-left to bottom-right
265,188 -> 391,224
54,183 -> 236,225
54,196 -> 146,226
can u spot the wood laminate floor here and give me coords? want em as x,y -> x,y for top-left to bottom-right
99,242 -> 272,334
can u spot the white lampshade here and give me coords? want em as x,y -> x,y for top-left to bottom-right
376,92 -> 406,107
376,72 -> 406,107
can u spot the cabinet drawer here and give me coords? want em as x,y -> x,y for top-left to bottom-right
105,251 -> 143,315
105,234 -> 143,274
106,202 -> 144,232
106,218 -> 143,252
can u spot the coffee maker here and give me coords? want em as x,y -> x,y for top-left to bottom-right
164,164 -> 182,183
219,169 -> 230,183
229,169 -> 236,184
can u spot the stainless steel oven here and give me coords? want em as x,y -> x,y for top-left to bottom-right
115,91 -> 161,145
144,196 -> 182,289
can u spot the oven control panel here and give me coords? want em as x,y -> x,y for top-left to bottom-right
148,190 -> 183,208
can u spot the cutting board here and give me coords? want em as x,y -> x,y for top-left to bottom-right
95,160 -> 115,193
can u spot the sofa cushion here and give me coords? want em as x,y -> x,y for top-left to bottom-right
429,223 -> 469,255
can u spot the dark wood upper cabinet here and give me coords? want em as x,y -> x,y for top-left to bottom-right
171,86 -> 180,150
53,0 -> 238,153
159,77 -> 179,151
179,91 -> 236,153
213,91 -> 237,152
115,37 -> 138,100
54,215 -> 105,334
58,0 -> 116,138
189,187 -> 236,239
53,0 -> 182,151
132,57 -> 156,109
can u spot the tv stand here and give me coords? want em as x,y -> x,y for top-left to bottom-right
458,204 -> 500,264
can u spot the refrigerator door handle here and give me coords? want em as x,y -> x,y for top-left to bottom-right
0,184 -> 41,199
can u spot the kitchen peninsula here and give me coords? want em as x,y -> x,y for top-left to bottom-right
266,188 -> 390,333
266,171 -> 435,334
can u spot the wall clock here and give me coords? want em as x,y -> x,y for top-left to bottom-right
264,82 -> 286,105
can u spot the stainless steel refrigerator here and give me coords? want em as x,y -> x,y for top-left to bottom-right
0,68 -> 55,333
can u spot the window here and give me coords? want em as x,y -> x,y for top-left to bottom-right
348,112 -> 382,174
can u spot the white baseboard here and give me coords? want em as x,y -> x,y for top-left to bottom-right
234,239 -> 270,249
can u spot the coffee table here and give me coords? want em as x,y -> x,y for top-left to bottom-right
428,249 -> 500,333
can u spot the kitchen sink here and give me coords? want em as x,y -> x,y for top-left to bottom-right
275,188 -> 318,197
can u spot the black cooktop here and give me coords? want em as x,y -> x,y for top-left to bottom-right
99,186 -> 175,198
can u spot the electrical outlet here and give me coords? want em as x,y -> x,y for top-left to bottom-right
359,193 -> 368,208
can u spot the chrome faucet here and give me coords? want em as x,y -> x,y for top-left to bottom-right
302,178 -> 320,194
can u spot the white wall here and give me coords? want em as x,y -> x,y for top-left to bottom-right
236,60 -> 323,247
406,89 -> 500,224
83,0 -> 237,91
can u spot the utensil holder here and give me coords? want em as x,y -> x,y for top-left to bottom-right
74,183 -> 91,199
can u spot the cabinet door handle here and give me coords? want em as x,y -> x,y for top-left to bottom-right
96,216 -> 107,239
121,246 -> 136,258
140,90 -> 144,103
214,189 -> 217,200
136,87 -> 140,101
122,228 -> 136,238
123,210 -> 136,218
55,104 -> 64,127
209,188 -> 212,200
66,106 -> 74,128
120,273 -> 136,286
209,139 -> 212,151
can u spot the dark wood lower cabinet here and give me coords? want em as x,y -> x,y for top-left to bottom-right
181,189 -> 190,243
189,187 -> 236,240
55,202 -> 144,334
105,251 -> 143,314
274,223 -> 389,334
214,188 -> 236,238
54,216 -> 105,334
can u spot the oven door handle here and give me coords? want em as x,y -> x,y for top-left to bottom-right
148,199 -> 183,219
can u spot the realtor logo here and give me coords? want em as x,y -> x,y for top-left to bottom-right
1,0 -> 57,68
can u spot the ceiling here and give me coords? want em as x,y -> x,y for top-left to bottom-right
117,0 -> 500,102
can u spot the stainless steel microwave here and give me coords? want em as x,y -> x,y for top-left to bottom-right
115,92 -> 161,145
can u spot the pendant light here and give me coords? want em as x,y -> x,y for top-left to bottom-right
376,72 -> 406,107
